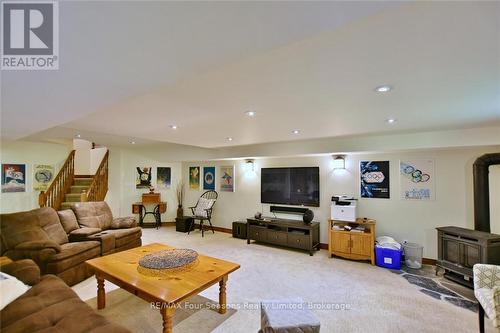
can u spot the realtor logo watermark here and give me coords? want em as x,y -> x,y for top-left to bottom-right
1,1 -> 58,70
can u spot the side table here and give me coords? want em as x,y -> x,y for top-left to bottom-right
175,216 -> 194,233
132,202 -> 167,229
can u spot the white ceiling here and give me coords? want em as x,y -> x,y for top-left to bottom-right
2,1 -> 499,149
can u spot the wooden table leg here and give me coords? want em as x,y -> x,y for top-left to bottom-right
219,275 -> 227,314
161,304 -> 175,333
97,275 -> 105,309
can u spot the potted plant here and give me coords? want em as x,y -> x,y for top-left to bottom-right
176,182 -> 184,219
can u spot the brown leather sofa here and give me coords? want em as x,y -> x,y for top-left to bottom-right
0,202 -> 141,286
0,259 -> 131,333
1,207 -> 101,286
69,201 -> 142,255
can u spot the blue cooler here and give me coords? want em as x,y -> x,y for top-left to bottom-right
375,244 -> 403,269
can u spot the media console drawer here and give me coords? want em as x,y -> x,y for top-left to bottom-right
249,226 -> 267,242
267,231 -> 288,246
288,233 -> 309,250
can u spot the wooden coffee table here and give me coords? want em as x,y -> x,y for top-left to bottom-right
86,243 -> 240,333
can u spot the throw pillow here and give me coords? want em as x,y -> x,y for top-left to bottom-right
57,209 -> 80,233
0,272 -> 30,310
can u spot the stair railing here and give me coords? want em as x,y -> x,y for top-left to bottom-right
82,150 -> 109,202
39,150 -> 75,210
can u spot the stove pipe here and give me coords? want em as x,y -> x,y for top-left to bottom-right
473,153 -> 500,232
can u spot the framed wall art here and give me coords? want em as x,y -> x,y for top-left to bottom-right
136,167 -> 152,189
203,166 -> 216,191
400,160 -> 435,200
157,167 -> 171,190
360,160 -> 390,199
1,163 -> 26,193
220,165 -> 234,192
189,166 -> 200,190
33,164 -> 54,191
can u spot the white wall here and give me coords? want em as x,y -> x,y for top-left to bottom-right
104,146 -> 182,224
73,139 -> 92,175
183,146 -> 500,259
90,147 -> 108,174
0,141 -> 71,213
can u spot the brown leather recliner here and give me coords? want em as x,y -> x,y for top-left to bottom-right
0,207 -> 100,286
0,259 -> 131,333
70,201 -> 142,255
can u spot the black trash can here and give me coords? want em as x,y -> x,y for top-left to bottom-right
232,221 -> 247,239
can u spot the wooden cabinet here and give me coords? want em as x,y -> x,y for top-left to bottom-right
332,232 -> 351,254
328,219 -> 376,265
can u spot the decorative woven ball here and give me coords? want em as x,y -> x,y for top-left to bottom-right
137,249 -> 198,277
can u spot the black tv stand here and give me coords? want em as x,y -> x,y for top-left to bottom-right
246,217 -> 320,255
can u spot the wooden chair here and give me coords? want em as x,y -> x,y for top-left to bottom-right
188,190 -> 218,237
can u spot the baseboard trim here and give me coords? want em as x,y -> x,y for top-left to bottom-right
176,222 -> 232,234
422,258 -> 436,265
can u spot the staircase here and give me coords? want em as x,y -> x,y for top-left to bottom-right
39,149 -> 109,211
60,176 -> 93,210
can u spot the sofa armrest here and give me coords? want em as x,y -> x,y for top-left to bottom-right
68,227 -> 102,242
0,259 -> 40,285
2,247 -> 55,272
474,264 -> 500,289
15,240 -> 61,253
110,217 -> 137,229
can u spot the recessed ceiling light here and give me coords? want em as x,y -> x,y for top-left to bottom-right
244,111 -> 256,117
75,134 -> 81,138
386,118 -> 397,124
292,129 -> 300,135
169,125 -> 178,130
375,85 -> 392,93
226,137 -> 233,142
130,141 -> 136,144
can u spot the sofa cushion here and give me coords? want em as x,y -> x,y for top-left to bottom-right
72,202 -> 113,230
68,227 -> 102,242
36,207 -> 69,245
110,217 -> 137,229
0,209 -> 54,251
100,227 -> 142,248
15,240 -> 61,252
57,209 -> 80,234
45,241 -> 100,274
0,275 -> 131,333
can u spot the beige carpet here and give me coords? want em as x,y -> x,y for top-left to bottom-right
86,289 -> 236,333
74,227 -> 495,332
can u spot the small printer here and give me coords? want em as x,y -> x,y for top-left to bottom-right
331,195 -> 357,222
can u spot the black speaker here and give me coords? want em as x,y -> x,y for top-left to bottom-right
303,209 -> 314,224
232,221 -> 247,239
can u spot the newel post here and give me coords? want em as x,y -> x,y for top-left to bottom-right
81,189 -> 88,202
39,191 -> 46,207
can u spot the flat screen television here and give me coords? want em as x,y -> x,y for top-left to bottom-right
261,167 -> 320,207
